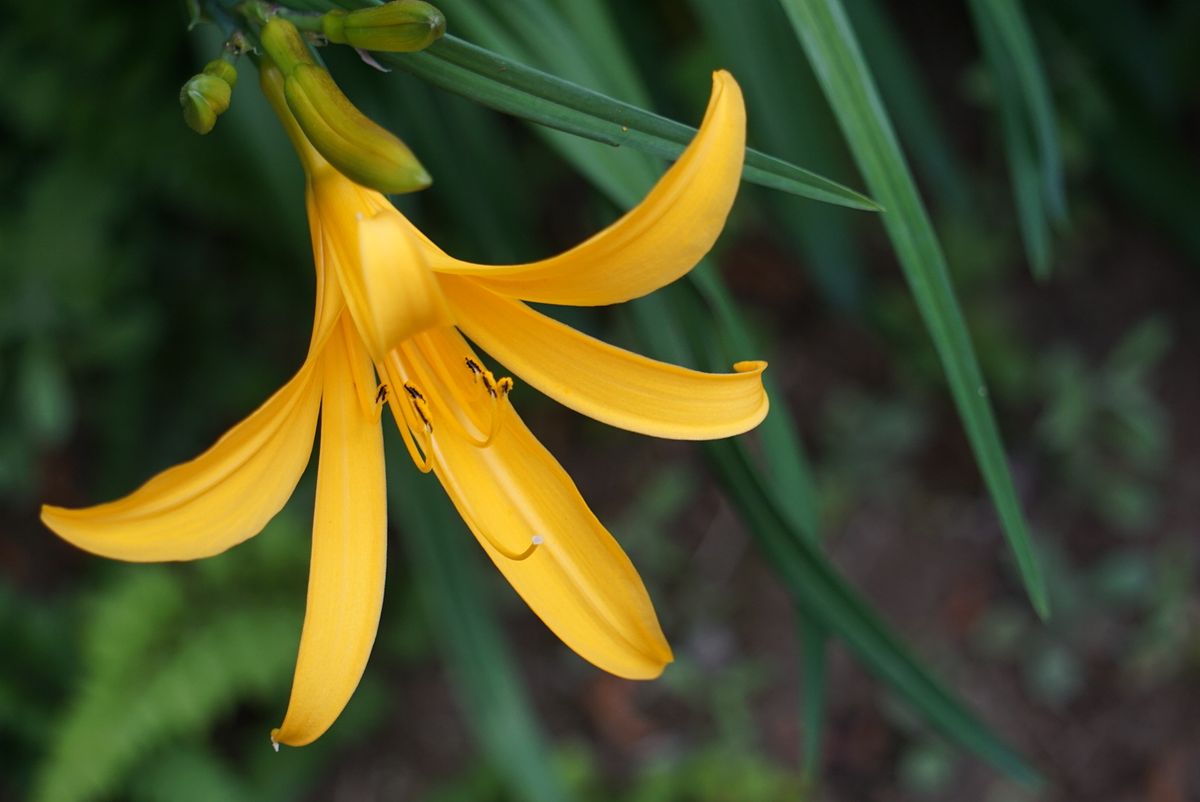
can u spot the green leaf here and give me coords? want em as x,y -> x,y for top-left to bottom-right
779,0 -> 1050,618
843,0 -> 973,214
653,276 -> 1036,785
799,619 -> 828,784
969,0 -> 1066,222
705,437 -> 1043,786
967,0 -> 1062,277
383,35 -> 881,211
33,578 -> 297,802
390,459 -> 572,802
683,268 -> 823,541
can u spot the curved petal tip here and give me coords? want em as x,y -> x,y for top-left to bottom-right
733,360 -> 768,375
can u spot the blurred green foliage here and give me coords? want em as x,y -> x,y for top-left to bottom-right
3,0 -> 1199,801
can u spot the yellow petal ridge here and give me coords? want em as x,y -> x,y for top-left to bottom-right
442,276 -> 769,440
273,320 -> 387,747
429,71 -> 746,306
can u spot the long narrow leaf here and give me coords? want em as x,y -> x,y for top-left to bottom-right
780,0 -> 1050,618
384,35 -> 881,211
705,437 -> 1043,786
970,0 -> 1066,221
800,619 -> 829,784
391,462 -> 571,802
659,277 -> 1037,785
843,0 -> 973,214
967,0 -> 1060,277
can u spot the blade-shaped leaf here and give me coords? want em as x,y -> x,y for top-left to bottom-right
656,275 -> 1038,785
800,619 -> 829,785
705,436 -> 1043,786
969,0 -> 1066,222
967,0 -> 1062,277
843,0 -> 973,214
383,35 -> 881,211
391,461 -> 572,802
779,0 -> 1050,618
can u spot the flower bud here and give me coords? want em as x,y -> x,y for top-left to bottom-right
284,63 -> 431,193
260,17 -> 316,76
321,2 -> 446,52
202,59 -> 238,89
180,73 -> 232,134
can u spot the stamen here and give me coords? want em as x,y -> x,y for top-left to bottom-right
465,361 -> 513,446
382,355 -> 432,473
479,369 -> 513,400
375,383 -> 389,405
402,340 -> 495,448
404,382 -> 433,433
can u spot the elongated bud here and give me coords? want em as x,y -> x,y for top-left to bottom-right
260,17 -> 316,76
322,1 -> 446,52
180,73 -> 232,134
284,63 -> 431,193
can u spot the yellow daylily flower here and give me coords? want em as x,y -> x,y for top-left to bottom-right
40,63 -> 767,749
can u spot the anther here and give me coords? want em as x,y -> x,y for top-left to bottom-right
481,370 -> 499,398
375,383 -> 389,404
479,369 -> 515,399
465,357 -> 483,380
413,399 -> 432,432
402,383 -> 432,432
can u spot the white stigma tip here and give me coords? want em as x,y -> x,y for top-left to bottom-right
531,535 -> 544,545
271,739 -> 280,753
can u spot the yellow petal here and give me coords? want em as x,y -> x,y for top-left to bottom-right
430,71 -> 745,306
39,252 -> 345,562
40,364 -> 322,562
273,321 -> 387,747
421,352 -> 670,678
442,276 -> 768,440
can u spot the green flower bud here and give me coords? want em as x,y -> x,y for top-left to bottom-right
180,73 -> 232,134
260,17 -> 316,76
322,1 -> 446,53
284,63 -> 431,193
202,59 -> 237,89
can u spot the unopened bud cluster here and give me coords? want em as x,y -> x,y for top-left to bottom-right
179,2 -> 446,194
